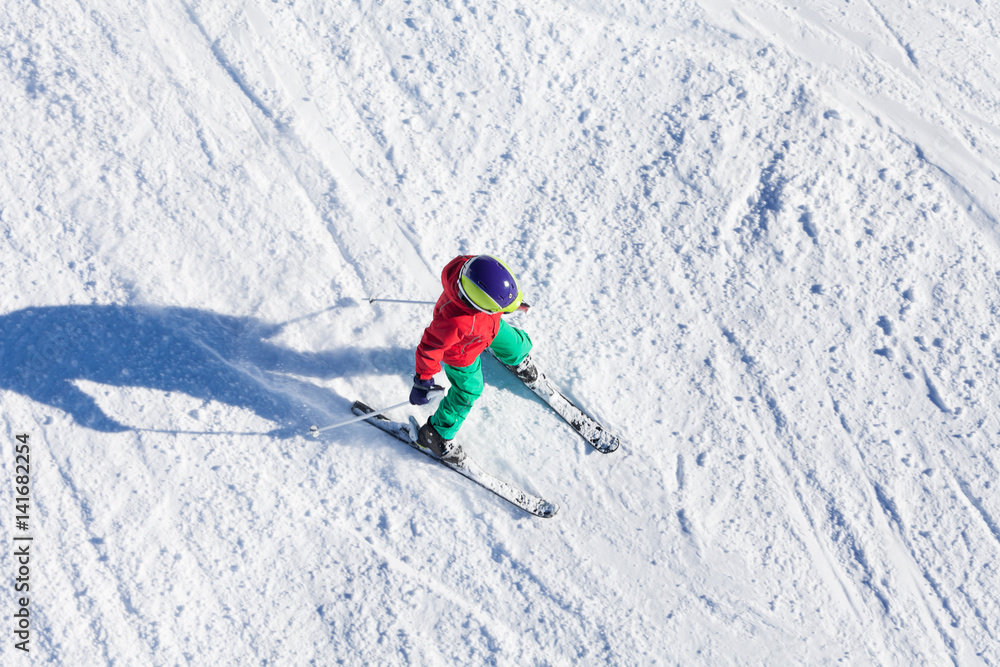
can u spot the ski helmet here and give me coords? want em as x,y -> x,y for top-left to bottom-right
457,255 -> 523,314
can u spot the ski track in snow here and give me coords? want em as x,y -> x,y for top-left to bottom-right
2,0 -> 1000,663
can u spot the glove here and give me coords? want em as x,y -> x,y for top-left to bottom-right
409,375 -> 443,406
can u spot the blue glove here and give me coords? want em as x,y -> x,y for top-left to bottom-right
409,375 -> 443,405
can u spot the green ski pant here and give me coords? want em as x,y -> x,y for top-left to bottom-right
429,320 -> 532,440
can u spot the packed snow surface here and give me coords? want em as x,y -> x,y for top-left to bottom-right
2,0 -> 1000,664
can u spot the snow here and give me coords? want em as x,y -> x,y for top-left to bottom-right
2,0 -> 999,663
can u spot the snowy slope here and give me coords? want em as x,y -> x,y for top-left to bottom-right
2,0 -> 999,664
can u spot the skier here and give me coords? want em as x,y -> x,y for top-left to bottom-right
409,255 -> 537,463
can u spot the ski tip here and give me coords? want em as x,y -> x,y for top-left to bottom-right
599,440 -> 621,454
538,502 -> 559,518
593,432 -> 622,453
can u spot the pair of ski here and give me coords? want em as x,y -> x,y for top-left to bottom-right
352,355 -> 621,518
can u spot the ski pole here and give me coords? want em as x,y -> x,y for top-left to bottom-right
368,295 -> 531,312
368,296 -> 436,305
308,390 -> 444,436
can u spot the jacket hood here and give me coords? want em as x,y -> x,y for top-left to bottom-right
440,255 -> 478,315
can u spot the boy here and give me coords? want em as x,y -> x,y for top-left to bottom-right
409,255 -> 537,463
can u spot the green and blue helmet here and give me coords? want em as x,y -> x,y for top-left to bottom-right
457,255 -> 524,314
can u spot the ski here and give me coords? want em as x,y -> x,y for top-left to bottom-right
351,401 -> 559,518
489,350 -> 622,454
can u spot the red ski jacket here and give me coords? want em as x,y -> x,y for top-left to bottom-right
415,255 -> 503,379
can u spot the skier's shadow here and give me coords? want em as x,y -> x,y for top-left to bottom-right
0,304 -> 408,437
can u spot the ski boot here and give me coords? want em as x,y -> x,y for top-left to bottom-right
507,355 -> 539,386
417,420 -> 465,465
